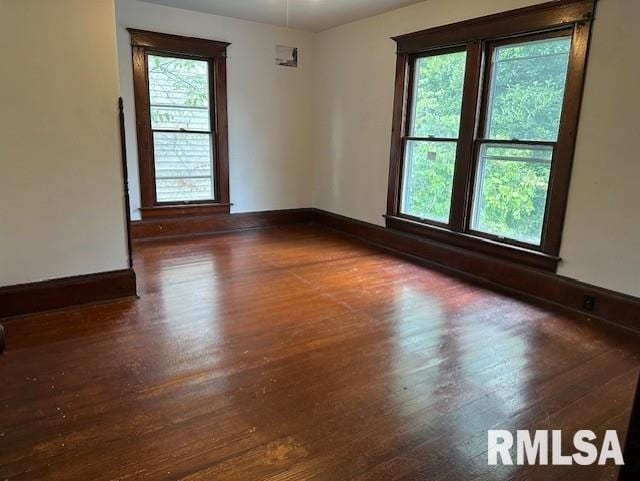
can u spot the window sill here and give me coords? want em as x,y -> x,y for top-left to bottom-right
384,215 -> 560,272
140,203 -> 231,219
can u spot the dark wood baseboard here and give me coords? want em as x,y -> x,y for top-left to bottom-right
131,208 -> 314,240
128,205 -> 638,332
140,203 -> 232,219
0,269 -> 137,319
312,209 -> 640,333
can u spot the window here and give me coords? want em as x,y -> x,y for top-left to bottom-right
401,50 -> 466,224
149,55 -> 214,203
470,34 -> 572,246
386,0 -> 595,271
129,30 -> 230,219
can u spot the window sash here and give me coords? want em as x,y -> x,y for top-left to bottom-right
152,131 -> 216,204
468,141 -> 555,248
481,33 -> 572,143
407,49 -> 467,139
400,139 -> 459,226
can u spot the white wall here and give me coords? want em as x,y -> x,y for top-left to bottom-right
116,0 -> 316,220
2,0 -> 636,299
555,0 -> 640,298
0,0 -> 129,286
313,0 -> 640,298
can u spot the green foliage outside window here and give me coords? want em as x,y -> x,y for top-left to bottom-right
403,37 -> 571,244
402,52 -> 465,223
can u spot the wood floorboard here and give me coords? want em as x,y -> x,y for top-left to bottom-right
1,225 -> 639,480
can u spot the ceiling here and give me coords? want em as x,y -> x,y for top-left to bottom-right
138,0 -> 426,32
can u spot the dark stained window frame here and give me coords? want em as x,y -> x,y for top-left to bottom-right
129,29 -> 231,219
386,0 -> 596,271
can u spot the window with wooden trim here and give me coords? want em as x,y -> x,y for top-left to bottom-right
129,30 -> 230,219
386,0 -> 595,271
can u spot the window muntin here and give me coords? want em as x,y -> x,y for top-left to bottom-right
400,50 -> 466,224
147,55 -> 215,203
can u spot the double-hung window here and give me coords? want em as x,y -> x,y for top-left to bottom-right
129,30 -> 230,219
401,49 -> 467,225
386,0 -> 595,271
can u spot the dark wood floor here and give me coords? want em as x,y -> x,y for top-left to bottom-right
1,225 -> 639,481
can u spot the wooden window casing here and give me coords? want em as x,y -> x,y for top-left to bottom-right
129,29 -> 231,219
386,0 -> 596,271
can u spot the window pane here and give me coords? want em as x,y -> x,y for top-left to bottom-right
401,140 -> 456,223
485,36 -> 571,142
410,51 -> 467,138
148,55 -> 210,131
153,132 -> 214,202
150,105 -> 210,131
471,143 -> 553,245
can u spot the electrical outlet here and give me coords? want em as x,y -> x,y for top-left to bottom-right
583,295 -> 596,312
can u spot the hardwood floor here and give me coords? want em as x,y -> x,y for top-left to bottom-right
1,224 -> 639,480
